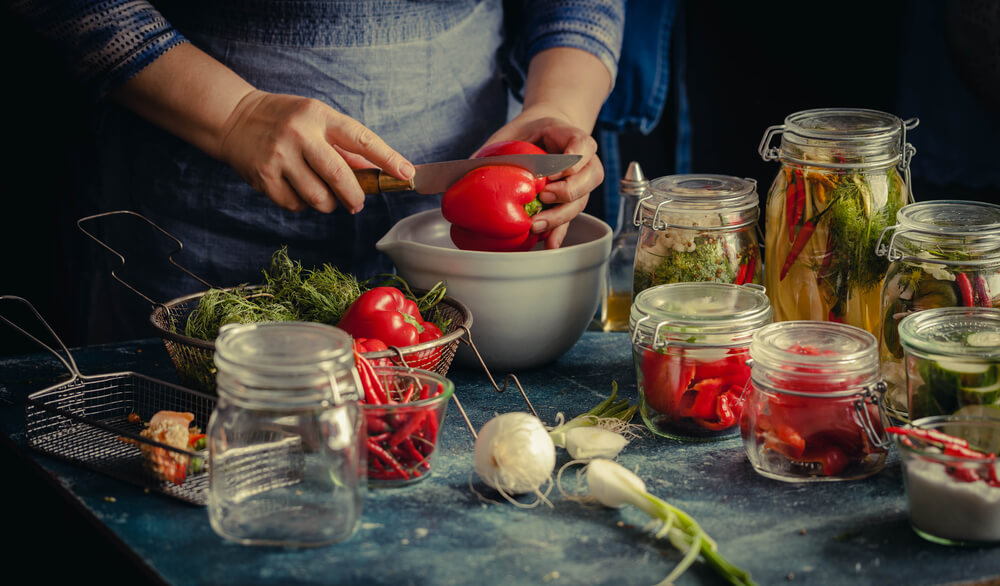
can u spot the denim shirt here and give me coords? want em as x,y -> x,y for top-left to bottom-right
10,0 -> 623,342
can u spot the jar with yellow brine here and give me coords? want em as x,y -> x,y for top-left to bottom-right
632,174 -> 762,297
758,108 -> 919,336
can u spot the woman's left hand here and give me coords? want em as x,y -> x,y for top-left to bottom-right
480,106 -> 603,249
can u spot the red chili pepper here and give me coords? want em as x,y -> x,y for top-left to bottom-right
367,438 -> 410,480
779,199 -> 838,281
441,140 -> 550,252
742,253 -> 756,285
956,273 -> 976,307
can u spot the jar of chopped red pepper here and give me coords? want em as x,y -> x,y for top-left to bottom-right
208,322 -> 364,547
758,108 -> 918,339
631,174 -> 762,297
630,281 -> 772,441
876,200 -> 1000,422
741,321 -> 890,482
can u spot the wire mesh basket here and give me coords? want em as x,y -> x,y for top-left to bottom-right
150,289 -> 472,394
77,210 -> 474,394
3,296 -> 217,505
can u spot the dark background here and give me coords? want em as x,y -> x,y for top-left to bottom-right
1,1 -> 998,582
3,0 -> 999,357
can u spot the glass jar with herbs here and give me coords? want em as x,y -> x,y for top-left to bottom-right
876,200 -> 1000,421
631,174 -> 762,297
758,108 -> 918,337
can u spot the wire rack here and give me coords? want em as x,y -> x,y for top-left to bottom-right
4,296 -> 217,505
76,210 -> 473,395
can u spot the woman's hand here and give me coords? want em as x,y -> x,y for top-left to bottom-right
111,43 -> 413,215
218,90 -> 414,214
480,109 -> 602,248
484,47 -> 614,248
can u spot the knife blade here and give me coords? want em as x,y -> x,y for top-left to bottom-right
354,153 -> 582,195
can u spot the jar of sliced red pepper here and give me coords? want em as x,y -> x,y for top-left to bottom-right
630,281 -> 772,441
741,321 -> 890,482
876,200 -> 1000,422
208,322 -> 364,547
631,174 -> 762,297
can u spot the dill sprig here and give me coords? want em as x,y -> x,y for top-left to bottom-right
181,247 -> 449,342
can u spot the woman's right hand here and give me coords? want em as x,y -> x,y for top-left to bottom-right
218,90 -> 414,214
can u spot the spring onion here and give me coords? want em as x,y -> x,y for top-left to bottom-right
579,459 -> 755,586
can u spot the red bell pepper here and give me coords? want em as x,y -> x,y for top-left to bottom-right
338,287 -> 443,369
743,344 -> 885,477
640,348 -> 751,433
441,140 -> 550,252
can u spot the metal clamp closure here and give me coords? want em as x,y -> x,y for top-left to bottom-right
855,381 -> 891,449
758,124 -> 786,162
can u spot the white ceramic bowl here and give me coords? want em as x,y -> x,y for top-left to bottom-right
376,209 -> 612,371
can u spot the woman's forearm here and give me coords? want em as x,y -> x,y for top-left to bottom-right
521,47 -> 613,133
109,42 -> 257,160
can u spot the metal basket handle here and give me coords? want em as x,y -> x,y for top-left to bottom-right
76,210 -> 216,306
0,296 -> 81,381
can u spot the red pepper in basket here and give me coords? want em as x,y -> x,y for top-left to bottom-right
339,287 -> 443,369
441,140 -> 551,252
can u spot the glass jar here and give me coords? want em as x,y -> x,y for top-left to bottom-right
876,200 -> 1000,421
741,321 -> 890,482
363,365 -> 454,487
598,161 -> 647,332
631,174 -> 762,297
630,281 -> 772,441
898,306 -> 1000,422
896,414 -> 1000,546
758,108 -> 919,337
207,321 -> 364,547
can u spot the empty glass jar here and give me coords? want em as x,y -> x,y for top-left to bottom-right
741,321 -> 890,482
632,174 -> 762,297
208,322 -> 364,547
877,200 -> 1000,421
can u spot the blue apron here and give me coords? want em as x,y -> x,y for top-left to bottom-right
81,1 -> 507,341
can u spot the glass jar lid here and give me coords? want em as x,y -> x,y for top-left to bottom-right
634,174 -> 759,230
749,321 -> 880,383
629,282 -> 772,348
898,307 -> 1000,361
214,321 -> 358,406
759,108 -> 918,169
877,200 -> 1000,265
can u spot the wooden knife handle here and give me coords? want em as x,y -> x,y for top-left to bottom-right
354,168 -> 415,194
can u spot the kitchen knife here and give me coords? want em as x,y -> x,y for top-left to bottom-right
354,153 -> 582,195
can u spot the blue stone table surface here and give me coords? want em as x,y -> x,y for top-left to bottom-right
1,331 -> 998,585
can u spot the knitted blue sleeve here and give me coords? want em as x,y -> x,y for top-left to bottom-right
9,0 -> 187,100
504,0 -> 625,100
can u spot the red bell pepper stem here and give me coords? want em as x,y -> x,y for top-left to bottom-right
957,273 -> 976,307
